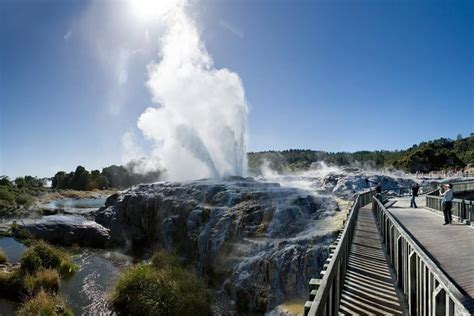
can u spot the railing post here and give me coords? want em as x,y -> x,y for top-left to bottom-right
469,201 -> 473,226
433,285 -> 446,316
409,251 -> 417,315
397,235 -> 403,287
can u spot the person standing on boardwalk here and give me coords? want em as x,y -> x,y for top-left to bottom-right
410,183 -> 419,208
375,183 -> 382,194
440,183 -> 454,225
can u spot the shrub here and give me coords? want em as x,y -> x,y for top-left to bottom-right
0,248 -> 7,264
0,188 -> 15,203
150,249 -> 181,269
111,264 -> 212,316
16,193 -> 33,205
17,289 -> 73,316
24,269 -> 60,294
20,241 -> 77,276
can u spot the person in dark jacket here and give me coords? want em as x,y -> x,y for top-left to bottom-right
375,183 -> 382,194
410,183 -> 419,208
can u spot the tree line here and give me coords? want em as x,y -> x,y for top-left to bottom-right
52,164 -> 161,190
248,135 -> 474,174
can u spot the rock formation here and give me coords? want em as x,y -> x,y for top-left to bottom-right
22,215 -> 110,247
94,177 -> 339,312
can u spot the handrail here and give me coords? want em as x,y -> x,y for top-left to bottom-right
425,180 -> 474,225
373,197 -> 472,315
304,189 -> 375,315
448,180 -> 474,192
391,180 -> 474,198
425,195 -> 474,225
382,184 -> 438,197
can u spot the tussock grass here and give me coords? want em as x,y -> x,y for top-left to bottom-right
0,247 -> 7,264
20,240 -> 77,277
17,289 -> 72,316
0,241 -> 76,315
24,269 -> 60,294
112,250 -> 212,316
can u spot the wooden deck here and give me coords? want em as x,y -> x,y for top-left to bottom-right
339,204 -> 408,315
388,196 -> 474,308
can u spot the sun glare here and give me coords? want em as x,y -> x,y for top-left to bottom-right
129,0 -> 179,22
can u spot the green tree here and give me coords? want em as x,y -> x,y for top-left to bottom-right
70,166 -> 91,190
52,172 -> 69,189
0,176 -> 11,186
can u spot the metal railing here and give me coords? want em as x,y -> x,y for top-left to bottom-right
304,189 -> 375,315
425,180 -> 474,225
450,180 -> 474,192
425,195 -> 474,225
373,197 -> 472,315
384,184 -> 439,197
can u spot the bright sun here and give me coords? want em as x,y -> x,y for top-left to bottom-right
129,0 -> 179,22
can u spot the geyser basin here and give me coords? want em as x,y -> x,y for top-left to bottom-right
94,176 -> 341,312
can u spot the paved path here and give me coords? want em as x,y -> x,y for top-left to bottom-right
388,196 -> 474,305
339,204 -> 408,315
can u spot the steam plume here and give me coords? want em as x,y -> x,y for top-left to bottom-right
136,0 -> 248,181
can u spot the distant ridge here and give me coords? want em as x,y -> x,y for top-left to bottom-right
248,135 -> 474,174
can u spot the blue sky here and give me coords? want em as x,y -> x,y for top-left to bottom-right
1,0 -> 473,178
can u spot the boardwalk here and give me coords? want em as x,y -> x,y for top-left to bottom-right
388,197 -> 474,308
339,204 -> 408,315
305,188 -> 474,315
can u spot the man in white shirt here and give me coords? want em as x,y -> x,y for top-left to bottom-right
440,183 -> 454,225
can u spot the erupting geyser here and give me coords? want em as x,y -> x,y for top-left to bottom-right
134,0 -> 248,181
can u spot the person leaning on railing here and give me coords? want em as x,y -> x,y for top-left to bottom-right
439,183 -> 454,225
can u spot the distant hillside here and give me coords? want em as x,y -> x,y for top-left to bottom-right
248,135 -> 474,174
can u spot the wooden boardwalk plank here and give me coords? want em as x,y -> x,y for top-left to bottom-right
389,197 -> 474,303
339,205 -> 408,315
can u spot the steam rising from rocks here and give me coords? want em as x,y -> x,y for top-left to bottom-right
135,0 -> 248,181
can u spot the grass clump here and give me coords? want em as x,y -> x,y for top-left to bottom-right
0,242 -> 69,299
112,250 -> 212,316
0,247 -> 7,264
17,289 -> 72,316
20,240 -> 77,277
24,269 -> 60,294
0,241 -> 76,314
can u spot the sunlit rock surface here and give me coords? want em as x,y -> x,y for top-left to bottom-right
22,215 -> 110,247
94,176 -> 340,312
319,171 -> 438,199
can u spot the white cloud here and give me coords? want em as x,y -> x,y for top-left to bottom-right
219,20 -> 244,39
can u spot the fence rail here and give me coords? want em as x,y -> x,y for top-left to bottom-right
383,184 -> 438,197
425,195 -> 474,225
425,180 -> 474,225
373,197 -> 472,315
450,181 -> 474,192
304,190 -> 375,315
